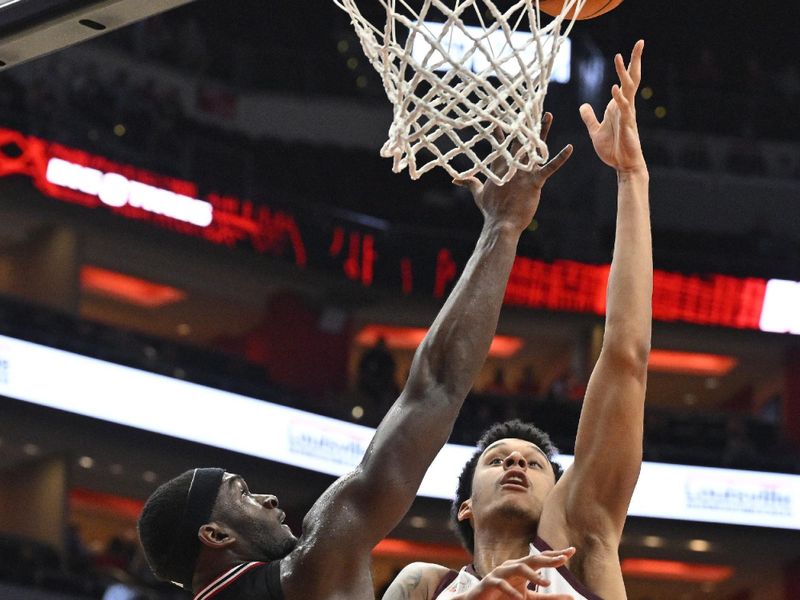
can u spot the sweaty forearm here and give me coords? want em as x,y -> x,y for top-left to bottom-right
355,218 -> 523,520
603,168 -> 652,358
407,220 -> 521,404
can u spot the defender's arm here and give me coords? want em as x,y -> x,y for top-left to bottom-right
293,119 -> 572,564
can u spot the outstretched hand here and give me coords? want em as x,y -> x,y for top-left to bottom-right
454,113 -> 572,235
579,40 -> 647,174
460,549 -> 577,600
452,548 -> 577,600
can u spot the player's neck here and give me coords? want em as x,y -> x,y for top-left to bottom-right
471,528 -> 532,578
192,549 -> 246,594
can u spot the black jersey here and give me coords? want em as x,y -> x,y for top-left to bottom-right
193,562 -> 283,600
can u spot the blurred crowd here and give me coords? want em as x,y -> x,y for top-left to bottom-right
675,46 -> 800,141
97,6 -> 800,144
0,297 -> 792,475
1,528 -> 185,600
0,296 -> 796,600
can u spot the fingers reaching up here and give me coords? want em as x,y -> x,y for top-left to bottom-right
455,112 -> 571,236
459,548 -> 577,600
580,40 -> 647,174
615,40 -> 643,103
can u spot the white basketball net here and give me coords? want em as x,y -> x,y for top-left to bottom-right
334,0 -> 589,185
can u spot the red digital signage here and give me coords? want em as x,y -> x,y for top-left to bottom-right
0,127 -> 794,335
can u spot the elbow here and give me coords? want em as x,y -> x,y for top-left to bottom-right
600,339 -> 650,377
407,340 -> 465,403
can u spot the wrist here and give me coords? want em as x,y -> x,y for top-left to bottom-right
482,218 -> 525,240
616,164 -> 649,182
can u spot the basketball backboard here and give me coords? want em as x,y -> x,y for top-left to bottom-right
0,0 -> 196,70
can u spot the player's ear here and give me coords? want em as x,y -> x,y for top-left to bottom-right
198,522 -> 236,549
457,499 -> 473,522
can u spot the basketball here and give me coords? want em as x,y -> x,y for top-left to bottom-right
539,0 -> 624,20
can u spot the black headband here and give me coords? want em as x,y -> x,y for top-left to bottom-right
167,467 -> 225,590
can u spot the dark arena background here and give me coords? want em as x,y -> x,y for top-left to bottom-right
1,1 -> 799,599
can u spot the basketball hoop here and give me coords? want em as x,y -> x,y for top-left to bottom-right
334,0 -> 589,185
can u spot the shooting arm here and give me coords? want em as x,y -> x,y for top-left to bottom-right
289,120 -> 572,587
353,218 -> 524,535
559,41 -> 652,541
568,169 -> 651,528
344,137 -> 572,547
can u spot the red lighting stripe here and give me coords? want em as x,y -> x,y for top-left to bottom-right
400,257 -> 413,295
648,349 -> 738,376
69,488 -> 144,521
80,265 -> 186,308
505,257 -> 767,331
621,558 -> 733,583
356,324 -> 523,358
373,539 -> 470,562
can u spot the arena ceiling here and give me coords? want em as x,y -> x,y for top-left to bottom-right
0,0 -> 196,70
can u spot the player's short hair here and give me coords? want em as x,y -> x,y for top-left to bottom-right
451,420 -> 563,554
137,468 -> 225,589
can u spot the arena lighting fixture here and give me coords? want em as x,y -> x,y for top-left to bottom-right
647,349 -> 738,376
620,558 -> 733,583
0,0 -> 197,70
356,324 -> 523,358
2,334 -> 800,530
80,265 -> 186,308
641,535 -> 666,548
687,539 -> 712,552
22,442 -> 40,456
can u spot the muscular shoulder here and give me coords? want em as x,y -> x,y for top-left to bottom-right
382,562 -> 453,600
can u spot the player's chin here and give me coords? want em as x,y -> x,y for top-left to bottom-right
495,496 -> 541,519
282,534 -> 299,556
263,534 -> 299,561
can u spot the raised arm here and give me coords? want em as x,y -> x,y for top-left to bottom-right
553,41 -> 652,541
348,123 -> 572,545
299,118 -> 572,555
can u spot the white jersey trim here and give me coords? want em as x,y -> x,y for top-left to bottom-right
193,561 -> 264,600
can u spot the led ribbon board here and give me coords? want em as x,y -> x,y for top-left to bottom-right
0,128 -> 308,265
0,334 -> 798,530
1,127 -> 799,335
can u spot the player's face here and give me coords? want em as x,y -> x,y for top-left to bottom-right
460,438 -> 556,532
215,473 -> 298,560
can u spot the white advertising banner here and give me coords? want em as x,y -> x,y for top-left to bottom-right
0,334 -> 798,530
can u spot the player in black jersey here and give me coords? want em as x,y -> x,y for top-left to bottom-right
137,117 -> 574,599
